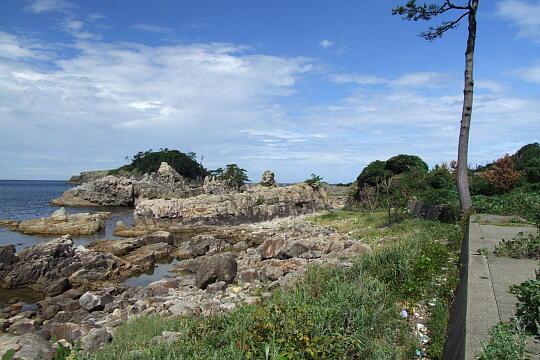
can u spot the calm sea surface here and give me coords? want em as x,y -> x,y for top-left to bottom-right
0,180 -> 176,294
0,180 -> 134,250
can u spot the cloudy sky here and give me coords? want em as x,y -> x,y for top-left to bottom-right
1,0 -> 539,182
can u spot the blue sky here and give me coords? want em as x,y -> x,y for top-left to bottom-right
1,0 -> 539,182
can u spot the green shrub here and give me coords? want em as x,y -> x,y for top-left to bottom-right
111,148 -> 208,180
509,271 -> 540,335
384,154 -> 429,175
494,232 -> 540,259
476,321 -> 526,360
472,189 -> 540,221
210,164 -> 250,188
304,174 -> 324,189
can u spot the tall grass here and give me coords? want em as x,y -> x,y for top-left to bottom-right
83,214 -> 462,360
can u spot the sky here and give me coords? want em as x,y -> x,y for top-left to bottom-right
0,0 -> 539,182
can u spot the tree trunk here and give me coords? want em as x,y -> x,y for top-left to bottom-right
457,0 -> 478,213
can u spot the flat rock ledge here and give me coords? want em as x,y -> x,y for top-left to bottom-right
134,183 -> 329,227
2,208 -> 109,236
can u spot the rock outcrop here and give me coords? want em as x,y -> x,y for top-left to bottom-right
134,183 -> 329,227
68,170 -> 110,184
260,170 -> 277,187
52,162 -> 202,207
0,235 -> 127,290
6,209 -> 109,236
0,213 -> 373,355
202,175 -> 242,195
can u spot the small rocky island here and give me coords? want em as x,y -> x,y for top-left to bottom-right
0,156 -> 352,358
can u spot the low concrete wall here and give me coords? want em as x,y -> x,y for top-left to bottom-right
443,223 -> 468,360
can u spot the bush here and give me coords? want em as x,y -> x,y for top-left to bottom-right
384,154 -> 429,175
476,321 -> 526,360
472,189 -> 540,221
494,232 -> 540,259
356,160 -> 390,190
210,164 -> 250,188
304,174 -> 324,189
479,155 -> 523,194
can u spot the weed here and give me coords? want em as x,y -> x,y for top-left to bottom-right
476,321 -> 526,360
494,232 -> 540,259
509,271 -> 540,335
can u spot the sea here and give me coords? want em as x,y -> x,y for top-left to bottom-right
0,180 -> 170,307
0,180 -> 134,250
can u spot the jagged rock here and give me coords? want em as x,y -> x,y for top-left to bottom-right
79,291 -> 113,311
8,319 -> 40,335
236,269 -> 260,283
141,231 -> 175,246
41,305 -> 61,320
46,322 -> 91,343
79,328 -> 111,352
0,236 -> 126,290
44,277 -> 70,297
202,175 -> 240,195
68,170 -> 109,184
260,238 -> 285,260
168,300 -> 196,316
261,266 -> 284,281
122,243 -> 170,268
0,333 -> 54,360
205,281 -> 227,293
260,170 -> 277,187
134,183 -> 329,227
51,176 -> 135,206
195,254 -> 237,289
0,245 -> 16,266
280,242 -> 309,259
51,207 -> 68,221
55,162 -> 202,206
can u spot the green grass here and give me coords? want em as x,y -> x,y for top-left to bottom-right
82,212 -> 463,360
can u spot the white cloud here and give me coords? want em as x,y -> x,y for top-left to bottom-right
319,39 -> 333,49
330,73 -> 386,85
330,71 -> 453,88
132,24 -> 174,34
0,32 -> 314,179
513,61 -> 540,83
25,0 -> 75,13
497,0 -> 540,40
390,72 -> 451,88
0,32 -> 47,59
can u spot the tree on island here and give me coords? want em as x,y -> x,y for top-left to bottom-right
393,0 -> 479,213
114,148 -> 208,181
210,164 -> 250,189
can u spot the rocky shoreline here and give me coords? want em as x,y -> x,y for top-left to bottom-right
0,165 -> 355,358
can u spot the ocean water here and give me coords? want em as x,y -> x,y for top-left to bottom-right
0,180 -> 134,250
0,180 -> 178,295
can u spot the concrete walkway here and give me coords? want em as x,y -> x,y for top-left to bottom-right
466,214 -> 539,360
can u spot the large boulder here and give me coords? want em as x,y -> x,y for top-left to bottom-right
79,291 -> 113,311
195,254 -> 237,289
134,183 -> 329,227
